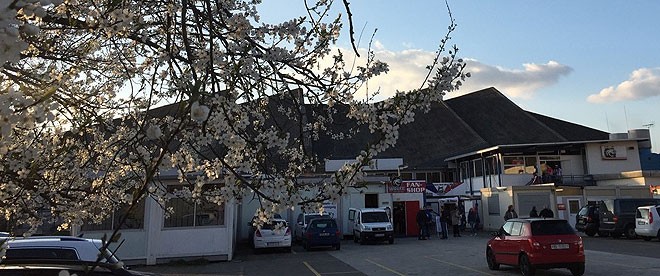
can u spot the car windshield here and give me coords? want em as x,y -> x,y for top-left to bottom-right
304,215 -> 328,224
310,219 -> 336,229
361,212 -> 389,223
530,220 -> 575,236
261,220 -> 287,230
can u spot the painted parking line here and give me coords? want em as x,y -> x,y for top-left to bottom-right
302,260 -> 362,276
304,261 -> 322,276
425,256 -> 495,275
365,258 -> 406,276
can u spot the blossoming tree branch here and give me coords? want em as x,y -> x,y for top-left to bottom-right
0,0 -> 467,237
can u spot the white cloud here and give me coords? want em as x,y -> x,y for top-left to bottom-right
587,68 -> 660,103
324,45 -> 572,101
456,59 -> 573,99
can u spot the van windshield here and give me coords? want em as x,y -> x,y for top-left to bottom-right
361,212 -> 389,223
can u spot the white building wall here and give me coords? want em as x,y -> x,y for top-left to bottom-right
585,141 -> 642,174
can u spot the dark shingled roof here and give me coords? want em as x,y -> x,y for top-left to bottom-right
145,87 -> 609,171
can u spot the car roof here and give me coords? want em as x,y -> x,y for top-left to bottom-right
357,208 -> 388,213
506,218 -> 568,223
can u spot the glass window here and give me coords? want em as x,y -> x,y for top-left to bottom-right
524,157 -> 537,174
510,222 -> 523,236
164,185 -> 225,228
473,159 -> 483,177
83,200 -> 145,231
361,212 -> 389,223
6,248 -> 79,260
503,156 -> 525,175
530,220 -> 575,236
415,172 -> 427,181
501,221 -> 513,235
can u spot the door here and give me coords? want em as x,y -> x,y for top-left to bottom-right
567,199 -> 581,230
405,201 -> 420,237
393,202 -> 406,236
347,209 -> 356,235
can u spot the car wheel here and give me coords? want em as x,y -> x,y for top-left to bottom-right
353,232 -> 358,243
519,254 -> 536,276
585,228 -> 596,237
486,248 -> 499,270
624,225 -> 637,239
303,241 -> 309,251
569,263 -> 585,276
643,236 -> 652,241
359,233 -> 366,245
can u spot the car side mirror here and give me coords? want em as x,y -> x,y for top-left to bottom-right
298,222 -> 303,226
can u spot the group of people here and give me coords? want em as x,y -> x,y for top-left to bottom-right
504,204 -> 555,221
416,204 -> 480,240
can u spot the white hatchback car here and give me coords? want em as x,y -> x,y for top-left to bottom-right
252,218 -> 292,252
1,236 -> 122,265
635,205 -> 660,241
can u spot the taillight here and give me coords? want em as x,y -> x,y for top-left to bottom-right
613,215 -> 618,223
650,212 -> 654,224
586,216 -> 592,223
255,229 -> 262,237
575,238 -> 584,252
528,238 -> 541,251
285,227 -> 291,235
336,229 -> 341,237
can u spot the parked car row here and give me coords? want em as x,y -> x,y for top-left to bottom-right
0,236 -> 158,275
574,198 -> 660,240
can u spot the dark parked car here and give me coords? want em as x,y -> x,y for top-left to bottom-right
486,218 -> 585,276
302,217 -> 341,251
575,203 -> 604,237
599,198 -> 660,239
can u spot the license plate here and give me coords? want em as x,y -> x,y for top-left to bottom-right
375,233 -> 385,237
267,242 -> 278,246
319,233 -> 330,236
638,221 -> 646,225
551,243 -> 569,250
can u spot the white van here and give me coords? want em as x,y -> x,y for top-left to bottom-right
348,208 -> 394,245
635,205 -> 660,241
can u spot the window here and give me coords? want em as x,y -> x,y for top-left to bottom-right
485,156 -> 497,175
415,172 -> 427,181
488,194 -> 500,215
501,221 -> 513,235
460,161 -> 469,180
6,248 -> 79,260
361,212 -> 389,223
365,194 -> 379,208
473,159 -> 483,177
83,200 -> 145,231
163,185 -> 225,228
531,220 -> 575,236
510,222 -> 523,236
164,197 -> 224,228
503,156 -> 537,175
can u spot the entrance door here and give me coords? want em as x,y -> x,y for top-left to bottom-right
567,199 -> 581,229
405,201 -> 420,237
393,202 -> 406,237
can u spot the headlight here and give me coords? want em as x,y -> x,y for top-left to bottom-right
386,225 -> 393,231
363,225 -> 371,231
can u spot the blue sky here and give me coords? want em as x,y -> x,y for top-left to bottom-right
258,1 -> 660,152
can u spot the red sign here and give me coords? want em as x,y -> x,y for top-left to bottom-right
387,180 -> 426,193
557,204 -> 566,211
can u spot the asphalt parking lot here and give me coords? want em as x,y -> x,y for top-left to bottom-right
135,232 -> 660,276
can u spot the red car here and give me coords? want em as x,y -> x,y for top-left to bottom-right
486,218 -> 585,276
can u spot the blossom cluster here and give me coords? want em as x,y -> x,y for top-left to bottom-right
0,0 -> 467,240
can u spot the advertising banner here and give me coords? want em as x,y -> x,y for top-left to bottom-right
387,180 -> 426,193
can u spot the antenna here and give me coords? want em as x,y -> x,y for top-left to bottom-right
643,121 -> 656,152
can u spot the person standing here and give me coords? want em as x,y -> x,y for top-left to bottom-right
539,205 -> 554,218
450,206 -> 461,237
529,206 -> 539,218
424,205 -> 433,239
440,205 -> 450,239
467,207 -> 480,236
416,207 -> 428,240
504,205 -> 518,221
